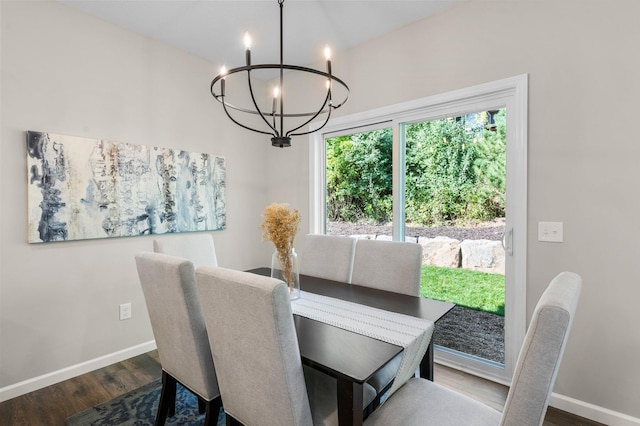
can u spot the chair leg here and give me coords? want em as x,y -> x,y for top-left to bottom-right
226,414 -> 243,426
198,397 -> 206,414
168,377 -> 177,417
155,371 -> 177,426
371,394 -> 382,410
370,380 -> 393,412
203,396 -> 223,426
363,397 -> 376,419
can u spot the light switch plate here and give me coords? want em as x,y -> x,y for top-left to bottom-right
538,222 -> 563,242
119,303 -> 132,320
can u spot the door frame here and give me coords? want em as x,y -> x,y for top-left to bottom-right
309,74 -> 528,384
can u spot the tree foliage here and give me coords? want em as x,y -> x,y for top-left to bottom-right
326,129 -> 393,223
326,109 -> 506,226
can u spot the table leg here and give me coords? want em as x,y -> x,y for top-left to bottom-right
337,377 -> 364,426
419,339 -> 435,381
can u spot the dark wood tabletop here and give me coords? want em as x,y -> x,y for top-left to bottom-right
248,267 -> 455,425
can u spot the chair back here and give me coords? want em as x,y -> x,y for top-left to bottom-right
153,233 -> 218,268
196,267 -> 313,426
351,239 -> 423,296
135,252 -> 219,401
298,234 -> 356,283
500,271 -> 582,426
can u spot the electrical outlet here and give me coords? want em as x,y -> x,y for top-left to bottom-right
119,303 -> 132,320
538,222 -> 563,243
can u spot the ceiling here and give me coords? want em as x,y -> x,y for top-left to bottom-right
58,1 -> 462,68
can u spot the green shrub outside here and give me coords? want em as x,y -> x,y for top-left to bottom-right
326,129 -> 393,223
326,109 -> 506,226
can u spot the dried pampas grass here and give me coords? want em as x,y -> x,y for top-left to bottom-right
260,203 -> 301,290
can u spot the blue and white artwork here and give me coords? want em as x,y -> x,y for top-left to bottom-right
26,131 -> 226,243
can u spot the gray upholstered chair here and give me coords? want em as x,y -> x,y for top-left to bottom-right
350,238 -> 423,404
364,271 -> 582,426
351,238 -> 423,297
153,233 -> 218,268
297,234 -> 356,282
135,252 -> 221,426
195,266 -> 376,426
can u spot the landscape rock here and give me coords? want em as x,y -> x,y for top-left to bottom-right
350,234 -> 375,240
328,220 -> 506,275
419,236 -> 461,268
460,239 -> 505,274
373,235 -> 419,243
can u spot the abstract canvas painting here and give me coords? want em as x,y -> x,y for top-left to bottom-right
26,131 -> 226,243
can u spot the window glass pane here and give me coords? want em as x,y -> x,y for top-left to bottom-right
325,128 -> 393,238
405,109 -> 506,227
404,108 -> 507,365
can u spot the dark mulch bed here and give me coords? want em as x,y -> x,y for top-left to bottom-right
327,220 -> 506,364
328,220 -> 505,241
434,306 -> 504,364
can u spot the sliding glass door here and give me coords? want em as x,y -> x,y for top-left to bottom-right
311,76 -> 527,383
403,110 -> 507,369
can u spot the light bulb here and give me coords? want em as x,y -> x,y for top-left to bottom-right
324,45 -> 331,61
244,32 -> 252,50
219,66 -> 227,77
273,87 -> 280,98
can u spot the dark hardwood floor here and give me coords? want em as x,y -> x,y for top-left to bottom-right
0,351 -> 161,425
0,351 -> 603,425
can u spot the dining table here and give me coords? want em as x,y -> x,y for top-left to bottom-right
247,267 -> 455,426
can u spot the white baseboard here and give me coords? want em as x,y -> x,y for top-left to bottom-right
550,393 -> 640,426
3,341 -> 638,426
0,340 -> 157,403
434,355 -> 511,387
435,358 -> 640,425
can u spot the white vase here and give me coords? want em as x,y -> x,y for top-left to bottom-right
271,248 -> 300,300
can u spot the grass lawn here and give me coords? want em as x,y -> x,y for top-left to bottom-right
420,266 -> 505,316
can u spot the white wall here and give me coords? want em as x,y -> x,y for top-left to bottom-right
3,0 -> 640,422
0,0 -> 272,396
273,0 -> 640,423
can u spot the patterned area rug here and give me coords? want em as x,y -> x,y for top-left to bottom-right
66,379 -> 226,426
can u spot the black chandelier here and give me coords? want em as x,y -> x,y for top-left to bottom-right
210,0 -> 350,148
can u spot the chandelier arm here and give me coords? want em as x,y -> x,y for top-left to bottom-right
245,69 -> 279,135
211,66 -> 349,117
212,92 -> 279,117
289,104 -> 334,138
324,80 -> 349,110
221,98 -> 276,137
285,89 -> 332,137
